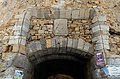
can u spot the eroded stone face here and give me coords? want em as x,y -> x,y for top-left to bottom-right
53,19 -> 68,36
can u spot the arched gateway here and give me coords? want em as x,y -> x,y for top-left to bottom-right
0,6 -> 110,79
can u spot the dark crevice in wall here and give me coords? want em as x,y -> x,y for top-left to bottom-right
34,59 -> 90,79
110,28 -> 120,36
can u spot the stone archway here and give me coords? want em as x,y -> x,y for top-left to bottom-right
0,6 -> 110,79
28,46 -> 94,79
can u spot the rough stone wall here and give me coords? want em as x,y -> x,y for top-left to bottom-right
0,0 -> 120,79
30,18 -> 92,43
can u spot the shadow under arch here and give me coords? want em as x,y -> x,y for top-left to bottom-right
27,48 -> 94,79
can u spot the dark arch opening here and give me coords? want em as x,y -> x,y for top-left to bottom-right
33,58 -> 92,79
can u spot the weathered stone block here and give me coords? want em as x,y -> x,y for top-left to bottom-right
29,7 -> 37,17
19,37 -> 26,45
12,44 -> 26,54
66,10 -> 72,19
14,30 -> 28,37
83,42 -> 91,52
72,39 -> 78,48
107,58 -> 120,65
84,8 -> 90,19
14,20 -> 30,32
92,35 -> 109,42
40,38 -> 46,50
96,39 -> 109,45
95,43 -> 103,50
44,9 -> 50,19
92,31 -> 109,38
67,38 -> 73,48
13,54 -> 29,69
72,9 -> 80,19
37,8 -> 45,18
77,38 -> 85,50
103,44 -> 110,49
2,45 -> 9,53
88,45 -> 94,54
29,42 -> 37,52
59,37 -> 67,53
100,25 -> 109,31
51,8 -> 60,19
8,39 -> 19,45
90,8 -> 96,19
60,10 -> 66,19
2,53 -> 17,68
72,39 -> 78,52
35,41 -> 42,50
46,39 -> 52,48
92,15 -> 107,23
79,8 -> 85,19
90,21 -> 105,28
4,66 -> 15,79
61,38 -> 68,47
53,19 -> 68,35
92,25 -> 100,33
67,38 -> 73,51
9,36 -> 26,45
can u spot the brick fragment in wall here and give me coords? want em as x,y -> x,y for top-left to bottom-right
72,9 -> 80,19
77,38 -> 85,50
92,15 -> 107,23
